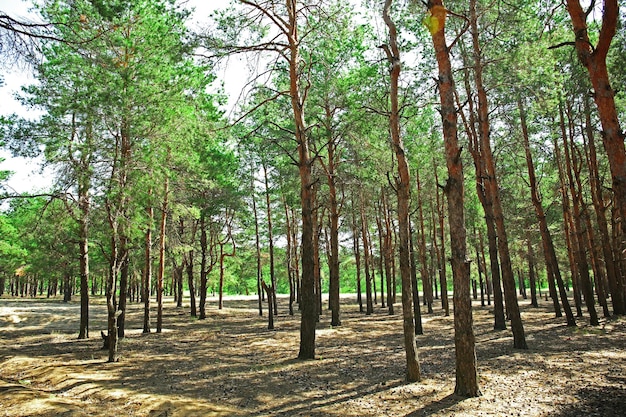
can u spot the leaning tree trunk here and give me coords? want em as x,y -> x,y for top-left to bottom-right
459,69 -> 506,331
565,1 -> 626,287
583,95 -> 625,315
427,0 -> 479,396
469,0 -> 526,349
560,100 -> 599,325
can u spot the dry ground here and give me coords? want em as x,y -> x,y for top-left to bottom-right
0,294 -> 625,416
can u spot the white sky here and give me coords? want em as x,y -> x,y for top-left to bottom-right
0,0 -> 247,194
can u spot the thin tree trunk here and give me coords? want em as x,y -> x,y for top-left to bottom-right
560,100 -> 599,326
187,249 -> 197,316
262,281 -> 274,330
253,176 -> 263,316
263,163 -> 278,315
382,192 -> 394,315
416,170 -> 433,314
78,174 -> 90,339
526,235 -> 539,308
520,95 -> 574,324
375,198 -> 387,310
468,0 -> 526,349
143,201 -> 153,333
321,116 -> 342,326
583,95 -> 625,315
156,175 -> 168,334
283,193 -> 295,316
352,197 -> 363,313
409,224 -> 423,335
459,67 -> 506,332
361,190 -> 374,316
434,165 -> 449,316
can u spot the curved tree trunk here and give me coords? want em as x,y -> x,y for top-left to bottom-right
565,4 -> 626,304
469,0 -> 526,349
583,96 -> 625,315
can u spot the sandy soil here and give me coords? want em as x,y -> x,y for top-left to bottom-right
0,294 -> 624,416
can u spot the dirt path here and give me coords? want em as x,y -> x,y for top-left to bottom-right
1,295 -> 625,416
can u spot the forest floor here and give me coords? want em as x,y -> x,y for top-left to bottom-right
0,293 -> 625,417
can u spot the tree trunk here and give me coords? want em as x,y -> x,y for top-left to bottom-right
382,0 -> 421,382
526,235 -> 539,308
428,0 -> 479,396
78,176 -> 90,339
565,1 -> 626,279
322,114 -> 341,326
560,100 -> 599,325
459,68 -> 506,331
156,175 -> 168,333
252,175 -> 263,317
416,170 -> 433,314
361,190 -> 374,316
410,224 -> 423,335
262,281 -> 274,330
382,192 -> 394,315
143,202 -> 153,333
433,165 -> 449,315
279,0 -> 317,359
314,199 -> 324,319
117,236 -> 129,339
352,198 -> 364,313
105,229 -> 119,362
283,193 -> 295,316
187,249 -> 197,316
375,198 -> 387,310
583,95 -> 625,315
263,163 -> 278,316
469,0 -> 526,349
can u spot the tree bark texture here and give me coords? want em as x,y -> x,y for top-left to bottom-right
428,0 -> 479,396
382,0 -> 421,382
566,1 -> 626,272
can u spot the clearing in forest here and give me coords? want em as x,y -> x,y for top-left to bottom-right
0,295 -> 625,416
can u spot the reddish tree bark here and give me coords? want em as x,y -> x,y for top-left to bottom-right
427,0 -> 479,396
565,1 -> 626,266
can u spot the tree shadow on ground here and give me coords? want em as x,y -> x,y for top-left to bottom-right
403,393 -> 465,416
551,384 -> 626,417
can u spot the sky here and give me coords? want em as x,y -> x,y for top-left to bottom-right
0,0 -> 247,195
